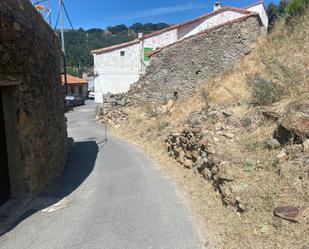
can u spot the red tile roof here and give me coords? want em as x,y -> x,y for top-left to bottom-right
91,5 -> 254,54
61,74 -> 87,85
147,13 -> 261,57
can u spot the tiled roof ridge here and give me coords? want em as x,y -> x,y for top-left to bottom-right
91,5 -> 257,54
147,13 -> 261,57
61,74 -> 87,84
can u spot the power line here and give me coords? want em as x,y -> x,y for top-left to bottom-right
62,1 -> 74,30
54,5 -> 61,30
54,0 -> 74,31
33,0 -> 48,5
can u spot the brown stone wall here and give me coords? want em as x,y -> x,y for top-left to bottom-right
0,0 -> 67,196
130,15 -> 265,103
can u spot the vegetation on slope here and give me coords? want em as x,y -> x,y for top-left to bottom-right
101,6 -> 309,249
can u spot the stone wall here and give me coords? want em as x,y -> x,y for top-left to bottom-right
130,15 -> 265,103
0,0 -> 67,196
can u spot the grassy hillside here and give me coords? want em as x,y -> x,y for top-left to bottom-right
100,8 -> 309,249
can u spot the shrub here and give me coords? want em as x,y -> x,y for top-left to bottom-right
286,0 -> 309,17
145,105 -> 158,118
243,160 -> 258,172
246,75 -> 284,106
158,121 -> 170,131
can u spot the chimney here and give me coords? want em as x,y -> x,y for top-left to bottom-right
213,2 -> 222,11
138,32 -> 143,39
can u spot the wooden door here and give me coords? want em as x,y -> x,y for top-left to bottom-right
0,88 -> 10,206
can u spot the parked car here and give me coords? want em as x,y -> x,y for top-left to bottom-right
65,94 -> 85,107
88,92 -> 95,100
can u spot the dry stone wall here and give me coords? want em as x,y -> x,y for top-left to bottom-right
131,15 -> 265,103
0,0 -> 67,196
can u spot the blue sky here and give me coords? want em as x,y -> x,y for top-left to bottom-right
46,0 -> 279,29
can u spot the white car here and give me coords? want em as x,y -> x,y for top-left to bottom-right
88,92 -> 95,100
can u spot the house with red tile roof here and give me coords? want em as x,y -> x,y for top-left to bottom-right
61,74 -> 88,98
91,1 -> 268,103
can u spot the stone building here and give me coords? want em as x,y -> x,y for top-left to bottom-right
0,0 -> 67,205
91,1 -> 268,103
130,13 -> 266,103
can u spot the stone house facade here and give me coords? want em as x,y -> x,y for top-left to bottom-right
0,0 -> 67,204
91,1 -> 268,103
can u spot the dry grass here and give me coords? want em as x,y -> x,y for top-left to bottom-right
107,11 -> 309,249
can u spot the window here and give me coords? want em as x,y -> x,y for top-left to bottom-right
70,86 -> 74,94
120,51 -> 125,56
79,86 -> 83,95
144,48 -> 153,61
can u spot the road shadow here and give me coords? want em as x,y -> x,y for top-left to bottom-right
0,140 -> 99,236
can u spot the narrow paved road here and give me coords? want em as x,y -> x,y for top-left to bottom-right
0,102 -> 202,249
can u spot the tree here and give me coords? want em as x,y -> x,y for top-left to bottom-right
286,0 -> 309,16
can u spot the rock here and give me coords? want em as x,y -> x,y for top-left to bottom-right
274,205 -> 305,223
166,99 -> 175,110
277,149 -> 289,161
178,150 -> 186,164
236,197 -> 247,212
184,159 -> 194,169
280,111 -> 309,138
206,146 -> 216,155
261,106 -> 282,121
264,138 -> 281,150
303,139 -> 309,153
217,131 -> 234,139
197,157 -> 208,172
274,125 -> 293,145
217,161 -> 234,181
202,167 -> 212,181
220,183 -> 237,206
222,109 -> 233,117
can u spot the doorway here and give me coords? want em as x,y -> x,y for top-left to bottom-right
0,88 -> 11,206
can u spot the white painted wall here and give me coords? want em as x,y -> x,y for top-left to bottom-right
246,3 -> 269,28
143,29 -> 178,50
94,43 -> 142,103
178,11 -> 246,39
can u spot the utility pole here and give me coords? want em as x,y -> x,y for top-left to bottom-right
58,0 -> 68,94
59,0 -> 65,53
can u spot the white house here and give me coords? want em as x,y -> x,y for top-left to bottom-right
91,1 -> 268,103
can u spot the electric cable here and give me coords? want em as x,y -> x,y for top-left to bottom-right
62,0 -> 75,30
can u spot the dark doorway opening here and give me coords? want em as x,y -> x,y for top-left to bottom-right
0,88 -> 11,206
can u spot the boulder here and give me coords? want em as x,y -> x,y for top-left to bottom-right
202,167 -> 212,181
277,149 -> 289,161
217,161 -> 234,181
274,205 -> 305,223
264,138 -> 281,150
197,157 -> 208,172
280,111 -> 309,138
261,106 -> 282,120
184,159 -> 194,169
303,139 -> 309,153
222,109 -> 233,117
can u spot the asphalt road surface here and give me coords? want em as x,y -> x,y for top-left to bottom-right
0,102 -> 202,249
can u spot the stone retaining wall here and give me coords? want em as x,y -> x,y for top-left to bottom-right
130,15 -> 265,103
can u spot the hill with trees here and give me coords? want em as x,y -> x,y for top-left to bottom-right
56,23 -> 169,77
